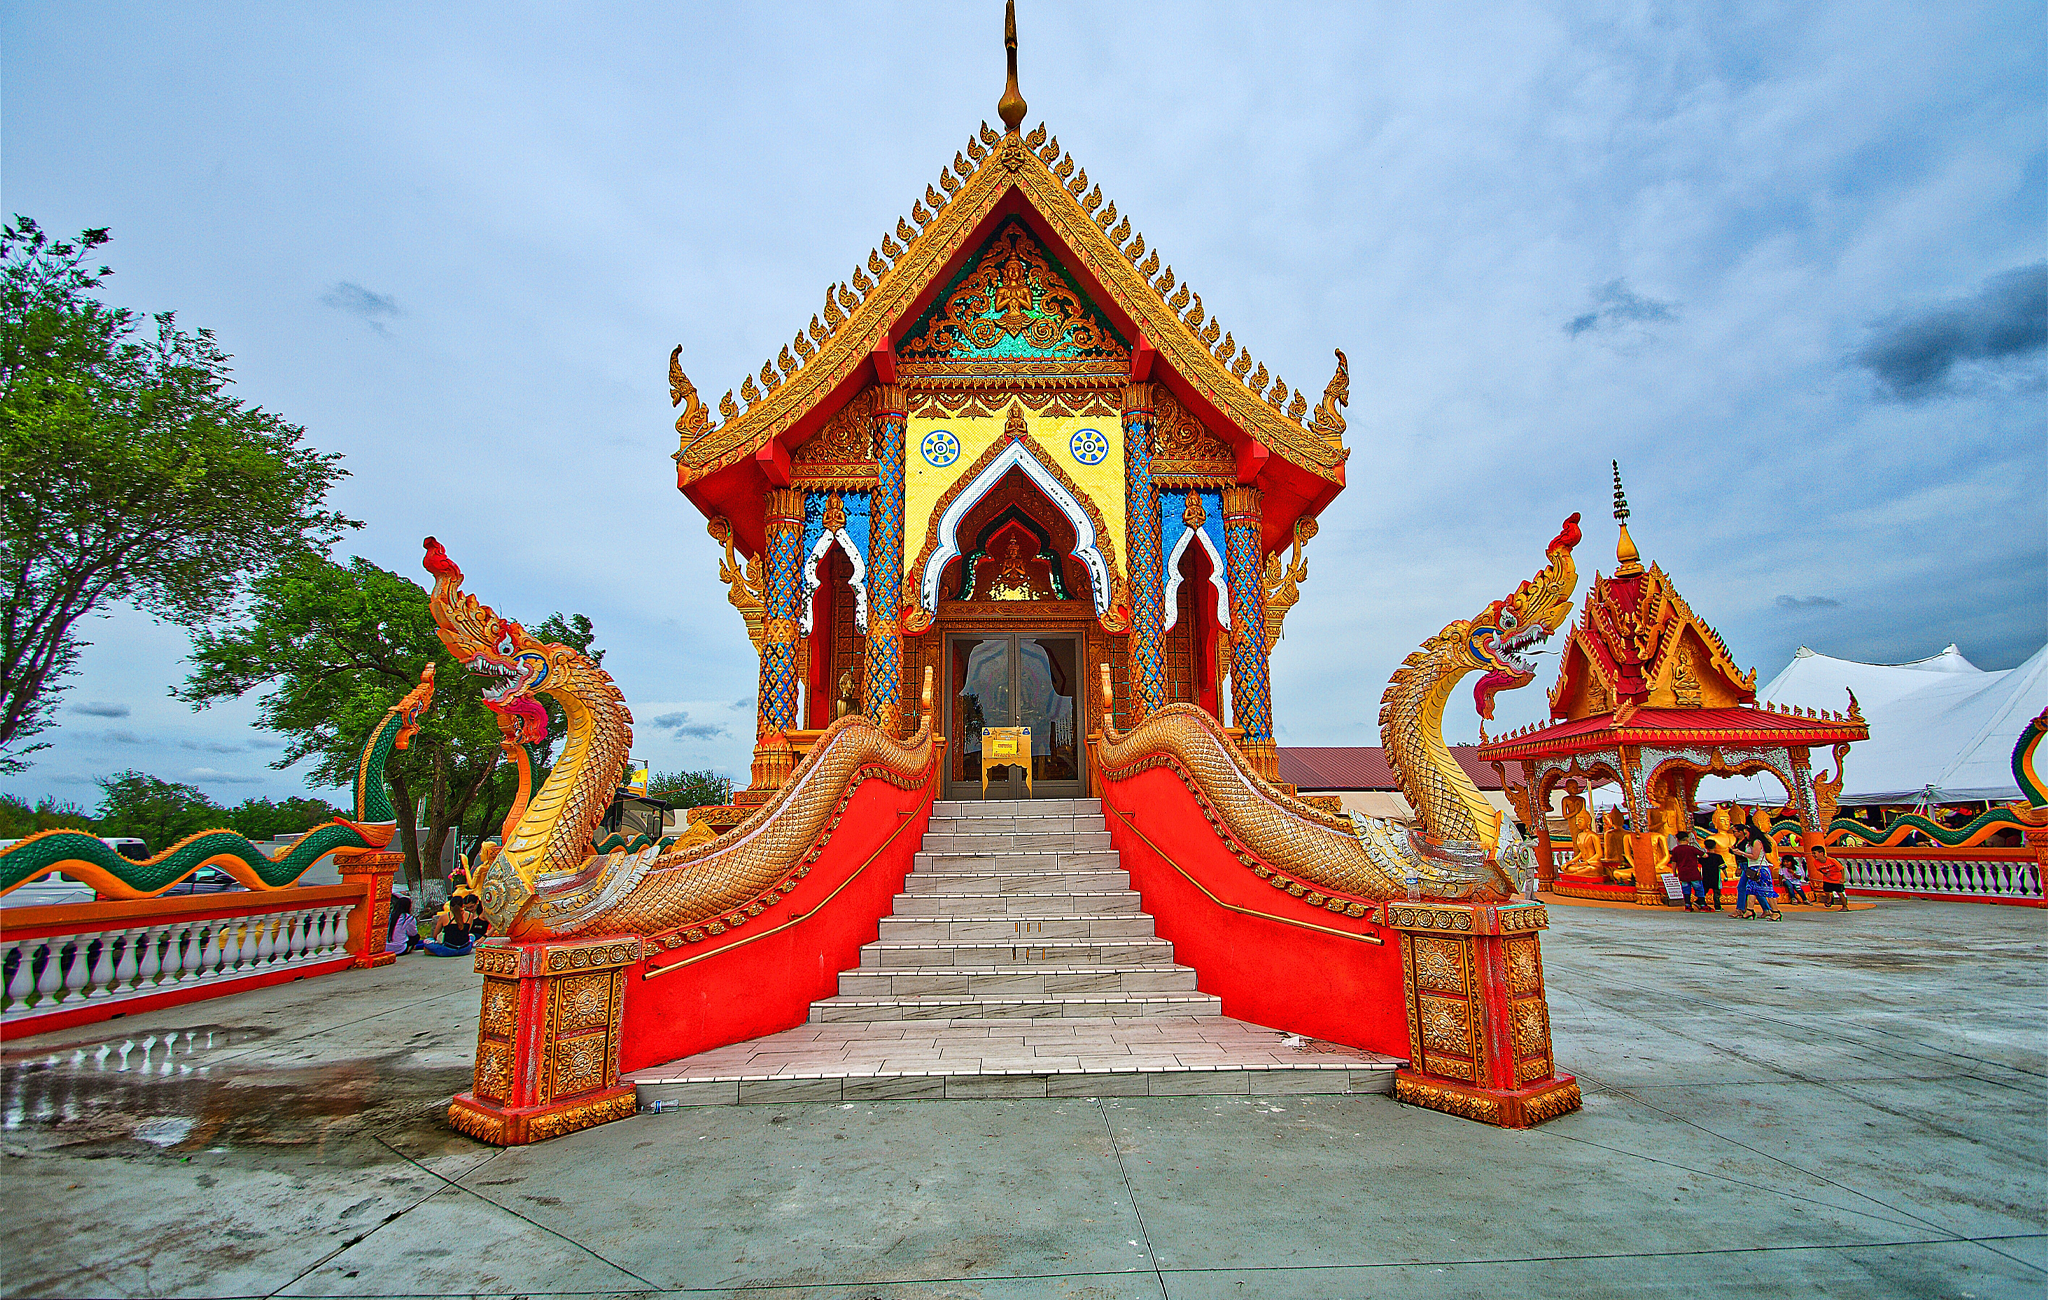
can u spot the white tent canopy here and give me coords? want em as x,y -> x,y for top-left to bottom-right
1708,642 -> 2048,806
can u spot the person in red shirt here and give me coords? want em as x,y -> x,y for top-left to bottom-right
1813,844 -> 1848,910
1669,831 -> 1707,911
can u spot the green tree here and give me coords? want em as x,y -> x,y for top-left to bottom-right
224,794 -> 344,842
0,793 -> 96,838
180,553 -> 598,891
94,771 -> 222,848
647,769 -> 732,808
0,218 -> 354,773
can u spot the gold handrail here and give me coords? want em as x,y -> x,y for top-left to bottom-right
642,787 -> 935,977
1106,806 -> 1382,946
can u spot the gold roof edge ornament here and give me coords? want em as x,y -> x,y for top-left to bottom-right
672,12 -> 1350,487
998,0 -> 1027,134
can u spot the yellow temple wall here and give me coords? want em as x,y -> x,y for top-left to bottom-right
905,412 -> 1127,602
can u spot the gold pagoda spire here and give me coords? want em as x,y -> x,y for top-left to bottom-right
1611,460 -> 1643,576
998,0 -> 1027,133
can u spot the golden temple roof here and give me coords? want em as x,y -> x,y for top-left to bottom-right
671,104 -> 1350,487
1546,470 -> 1758,723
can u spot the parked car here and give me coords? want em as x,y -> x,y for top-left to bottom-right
0,863 -> 97,908
162,865 -> 244,895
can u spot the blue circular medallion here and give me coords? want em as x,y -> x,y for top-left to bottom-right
1070,426 -> 1110,466
921,428 -> 960,468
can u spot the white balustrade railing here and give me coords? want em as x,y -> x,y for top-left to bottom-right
2,898 -> 358,1023
1835,851 -> 2042,903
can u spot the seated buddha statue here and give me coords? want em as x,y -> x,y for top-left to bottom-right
1561,793 -> 1603,877
1602,807 -> 1632,883
978,534 -> 1058,601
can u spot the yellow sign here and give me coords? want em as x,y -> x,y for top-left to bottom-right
626,765 -> 649,797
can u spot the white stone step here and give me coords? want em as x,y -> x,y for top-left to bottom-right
838,966 -> 1200,997
627,1016 -> 1404,1107
920,830 -> 1115,852
877,915 -> 1157,943
809,991 -> 1224,1022
858,938 -> 1178,967
932,798 -> 1102,815
890,891 -> 1142,918
911,850 -> 1122,871
901,869 -> 1130,894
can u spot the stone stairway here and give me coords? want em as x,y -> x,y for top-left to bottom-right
627,798 -> 1402,1107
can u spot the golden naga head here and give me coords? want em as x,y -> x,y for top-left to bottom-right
422,537 -> 573,738
1460,514 -> 1583,720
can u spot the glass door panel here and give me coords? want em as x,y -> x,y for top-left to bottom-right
944,633 -> 1085,799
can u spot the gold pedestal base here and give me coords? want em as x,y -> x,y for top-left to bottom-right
1394,1069 -> 1582,1128
448,1086 -> 637,1146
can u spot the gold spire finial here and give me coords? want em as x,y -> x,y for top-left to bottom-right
1611,460 -> 1643,576
998,0 -> 1027,133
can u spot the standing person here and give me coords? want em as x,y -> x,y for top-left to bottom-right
1735,829 -> 1782,921
1669,832 -> 1707,911
1814,845 -> 1849,910
1700,833 -> 1727,911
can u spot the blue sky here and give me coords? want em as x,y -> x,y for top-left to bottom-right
3,1 -> 2042,806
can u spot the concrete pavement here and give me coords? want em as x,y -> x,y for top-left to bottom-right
3,898 -> 2041,1298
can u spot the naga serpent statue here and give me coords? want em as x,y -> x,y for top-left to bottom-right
0,666 -> 438,899
1098,514 -> 1582,902
424,538 -> 936,943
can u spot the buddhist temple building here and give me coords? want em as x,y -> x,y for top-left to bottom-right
1477,466 -> 1868,903
669,4 -> 1345,806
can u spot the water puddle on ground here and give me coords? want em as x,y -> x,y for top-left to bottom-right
1,1024 -> 472,1153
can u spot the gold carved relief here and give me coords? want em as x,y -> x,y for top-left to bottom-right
551,1031 -> 610,1099
552,972 -> 613,1035
475,1040 -> 515,1103
1410,935 -> 1467,994
1419,993 -> 1474,1062
480,978 -> 518,1039
1503,936 -> 1541,997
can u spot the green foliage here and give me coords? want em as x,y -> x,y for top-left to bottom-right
179,551 -> 600,887
224,794 -> 344,841
0,216 -> 354,774
648,769 -> 732,808
94,770 -> 223,846
0,792 -> 95,839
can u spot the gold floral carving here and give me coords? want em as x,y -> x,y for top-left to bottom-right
909,386 -> 1119,421
1522,1081 -> 1583,1124
525,1092 -> 639,1143
791,394 -> 878,487
552,972 -> 612,1034
1151,388 -> 1235,481
1504,936 -> 1541,996
475,1041 -> 515,1103
1511,998 -> 1552,1069
1395,1076 -> 1501,1123
1410,936 -> 1467,994
551,1032 -> 609,1098
707,517 -> 767,654
1263,518 -> 1317,648
480,978 -> 518,1038
1419,994 -> 1475,1069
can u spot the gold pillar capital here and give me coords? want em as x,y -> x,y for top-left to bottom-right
764,486 -> 805,524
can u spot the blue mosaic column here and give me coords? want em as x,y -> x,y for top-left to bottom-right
1222,485 -> 1275,778
1124,383 -> 1165,720
750,486 -> 806,791
863,385 -> 906,735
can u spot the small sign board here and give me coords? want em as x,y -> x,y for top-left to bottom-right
1661,873 -> 1684,900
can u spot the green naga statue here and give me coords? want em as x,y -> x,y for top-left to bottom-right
0,666 -> 438,899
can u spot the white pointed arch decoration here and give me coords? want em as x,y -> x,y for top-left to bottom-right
1161,490 -> 1230,633
917,439 -> 1112,616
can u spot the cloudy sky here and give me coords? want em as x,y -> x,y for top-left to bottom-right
4,1 -> 2042,807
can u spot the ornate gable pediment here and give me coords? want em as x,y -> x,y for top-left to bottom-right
900,216 -> 1127,373
1547,562 -> 1756,719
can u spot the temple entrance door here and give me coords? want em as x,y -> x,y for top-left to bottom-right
945,634 -> 1085,800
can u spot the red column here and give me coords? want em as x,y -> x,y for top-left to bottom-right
334,848 -> 400,968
